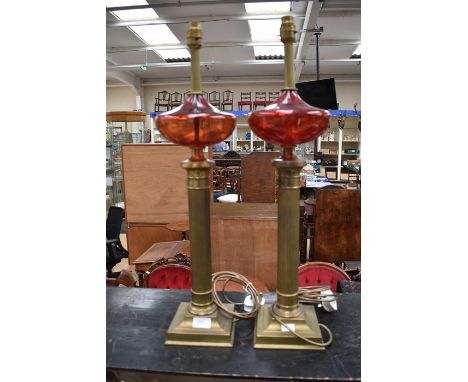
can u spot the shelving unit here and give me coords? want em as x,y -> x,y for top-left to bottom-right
316,111 -> 361,181
106,111 -> 146,206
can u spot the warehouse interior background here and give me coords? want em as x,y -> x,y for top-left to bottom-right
1,1 -> 468,381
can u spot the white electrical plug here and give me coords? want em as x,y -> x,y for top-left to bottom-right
243,294 -> 265,312
320,288 -> 338,312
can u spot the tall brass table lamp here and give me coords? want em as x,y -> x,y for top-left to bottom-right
156,21 -> 236,347
249,16 -> 330,349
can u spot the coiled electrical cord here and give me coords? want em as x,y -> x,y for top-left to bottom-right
298,285 -> 337,304
211,271 -> 262,319
211,271 -> 334,347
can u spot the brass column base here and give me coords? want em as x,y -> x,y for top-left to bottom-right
254,304 -> 325,350
165,302 -> 235,347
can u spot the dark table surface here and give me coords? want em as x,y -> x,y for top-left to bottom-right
107,288 -> 361,382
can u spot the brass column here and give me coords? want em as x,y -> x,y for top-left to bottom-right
182,155 -> 216,316
165,22 -> 235,347
273,150 -> 304,318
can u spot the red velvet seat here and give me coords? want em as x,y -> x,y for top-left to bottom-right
298,261 -> 351,293
146,265 -> 192,289
143,253 -> 192,289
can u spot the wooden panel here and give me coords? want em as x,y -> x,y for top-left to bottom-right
106,111 -> 146,122
211,203 -> 278,290
211,202 -> 277,219
133,240 -> 191,272
313,189 -> 361,263
241,151 -> 279,203
126,224 -> 182,264
122,144 -> 191,224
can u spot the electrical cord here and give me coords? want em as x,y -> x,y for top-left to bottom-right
298,285 -> 337,304
211,271 -> 262,319
271,311 -> 333,347
211,271 -> 334,347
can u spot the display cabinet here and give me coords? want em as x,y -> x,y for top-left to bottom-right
316,112 -> 361,180
106,111 -> 147,206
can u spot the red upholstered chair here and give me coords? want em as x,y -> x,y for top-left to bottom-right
298,261 -> 351,293
143,253 -> 192,289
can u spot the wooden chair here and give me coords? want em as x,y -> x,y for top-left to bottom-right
154,91 -> 170,112
268,91 -> 279,102
143,252 -> 270,291
238,92 -> 252,110
202,91 -> 208,99
221,90 -> 234,111
143,253 -> 192,289
305,189 -> 361,263
212,166 -> 227,193
170,92 -> 182,109
209,91 -> 221,109
298,261 -> 351,293
253,92 -> 268,110
224,166 -> 241,194
183,91 -> 191,100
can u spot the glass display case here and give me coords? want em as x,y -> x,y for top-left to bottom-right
106,111 -> 147,206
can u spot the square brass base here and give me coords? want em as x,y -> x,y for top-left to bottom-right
254,304 -> 325,350
165,302 -> 235,347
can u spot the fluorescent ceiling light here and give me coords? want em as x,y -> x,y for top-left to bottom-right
254,45 -> 284,56
352,44 -> 361,56
157,49 -> 191,60
248,19 -> 281,41
245,2 -> 291,14
249,19 -> 282,56
107,0 -> 190,59
107,0 -> 154,20
131,25 -> 179,45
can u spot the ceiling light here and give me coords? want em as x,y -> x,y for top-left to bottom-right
107,0 -> 154,20
157,48 -> 191,60
248,19 -> 282,42
254,45 -> 284,57
107,0 -> 190,62
245,2 -> 291,14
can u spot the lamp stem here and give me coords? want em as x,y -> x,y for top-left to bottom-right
187,21 -> 202,93
281,16 -> 297,90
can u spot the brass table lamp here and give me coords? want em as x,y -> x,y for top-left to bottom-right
249,16 -> 330,349
156,21 -> 236,347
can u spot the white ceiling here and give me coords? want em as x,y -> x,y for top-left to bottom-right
106,0 -> 361,86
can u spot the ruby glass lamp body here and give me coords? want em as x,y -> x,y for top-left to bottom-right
248,89 -> 330,156
156,94 -> 235,155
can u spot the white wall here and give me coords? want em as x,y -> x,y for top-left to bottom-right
106,86 -> 137,111
106,81 -> 361,113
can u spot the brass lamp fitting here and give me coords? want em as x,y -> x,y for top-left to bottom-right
187,21 -> 203,94
280,16 -> 297,90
